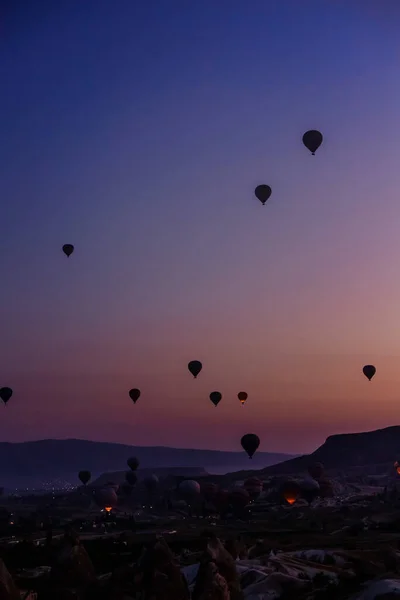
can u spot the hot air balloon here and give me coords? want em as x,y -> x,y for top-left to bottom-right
104,481 -> 119,492
125,471 -> 137,486
209,392 -> 222,407
0,387 -> 12,406
307,462 -> 324,481
318,478 -> 334,498
241,433 -> 260,458
178,480 -> 201,503
238,392 -> 248,405
143,474 -> 159,493
93,487 -> 118,509
201,482 -> 218,500
229,488 -> 250,511
188,361 -> 202,378
302,130 -> 323,155
363,365 -> 376,381
118,482 -> 133,497
78,470 -> 91,485
214,489 -> 230,514
300,478 -> 320,504
254,185 -> 272,206
127,457 -> 139,471
281,480 -> 301,505
244,477 -> 263,500
396,466 -> 400,476
62,244 -> 74,257
129,388 -> 140,403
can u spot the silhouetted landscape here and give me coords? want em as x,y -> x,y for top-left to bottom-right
0,438 -> 296,488
3,1 -> 400,597
256,425 -> 400,476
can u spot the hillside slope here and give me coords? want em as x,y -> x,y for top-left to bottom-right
0,439 -> 295,480
256,425 -> 400,477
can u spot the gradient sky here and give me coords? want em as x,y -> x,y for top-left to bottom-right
2,1 -> 400,454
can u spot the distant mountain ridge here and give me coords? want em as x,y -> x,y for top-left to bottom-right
0,439 -> 295,485
257,425 -> 400,476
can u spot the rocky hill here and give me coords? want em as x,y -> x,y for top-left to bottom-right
257,425 -> 400,477
212,425 -> 400,485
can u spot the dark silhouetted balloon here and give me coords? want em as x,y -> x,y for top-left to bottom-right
127,456 -> 139,471
363,365 -> 376,381
209,391 -> 222,407
254,185 -> 272,206
78,470 -> 91,485
302,130 -> 323,155
230,488 -> 250,509
244,477 -> 263,499
129,388 -> 140,403
93,487 -> 118,509
300,478 -> 320,504
118,482 -> 133,497
214,489 -> 230,512
238,391 -> 248,405
125,471 -> 137,486
188,360 -> 202,378
62,244 -> 74,257
241,433 -> 260,458
179,479 -> 201,498
308,462 -> 324,481
104,481 -> 119,492
318,478 -> 334,498
201,482 -> 218,500
0,387 -> 12,406
143,474 -> 159,493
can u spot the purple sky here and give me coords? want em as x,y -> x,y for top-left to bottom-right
1,1 -> 400,454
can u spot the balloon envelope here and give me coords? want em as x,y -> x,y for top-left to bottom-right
127,456 -> 139,471
201,482 -> 218,500
119,482 -> 133,497
254,185 -> 272,205
307,462 -> 324,480
209,391 -> 222,407
129,388 -> 140,403
62,244 -> 74,257
0,387 -> 12,405
244,477 -> 263,499
230,488 -> 250,509
238,391 -> 248,404
214,489 -> 230,511
241,433 -> 260,458
78,470 -> 91,485
125,471 -> 137,486
93,488 -> 118,508
144,474 -> 159,492
363,365 -> 376,381
188,360 -> 202,378
179,480 -> 201,497
302,130 -> 323,155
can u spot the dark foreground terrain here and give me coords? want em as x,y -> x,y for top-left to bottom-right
2,492 -> 400,599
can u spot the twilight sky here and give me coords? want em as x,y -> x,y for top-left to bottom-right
1,0 -> 400,454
